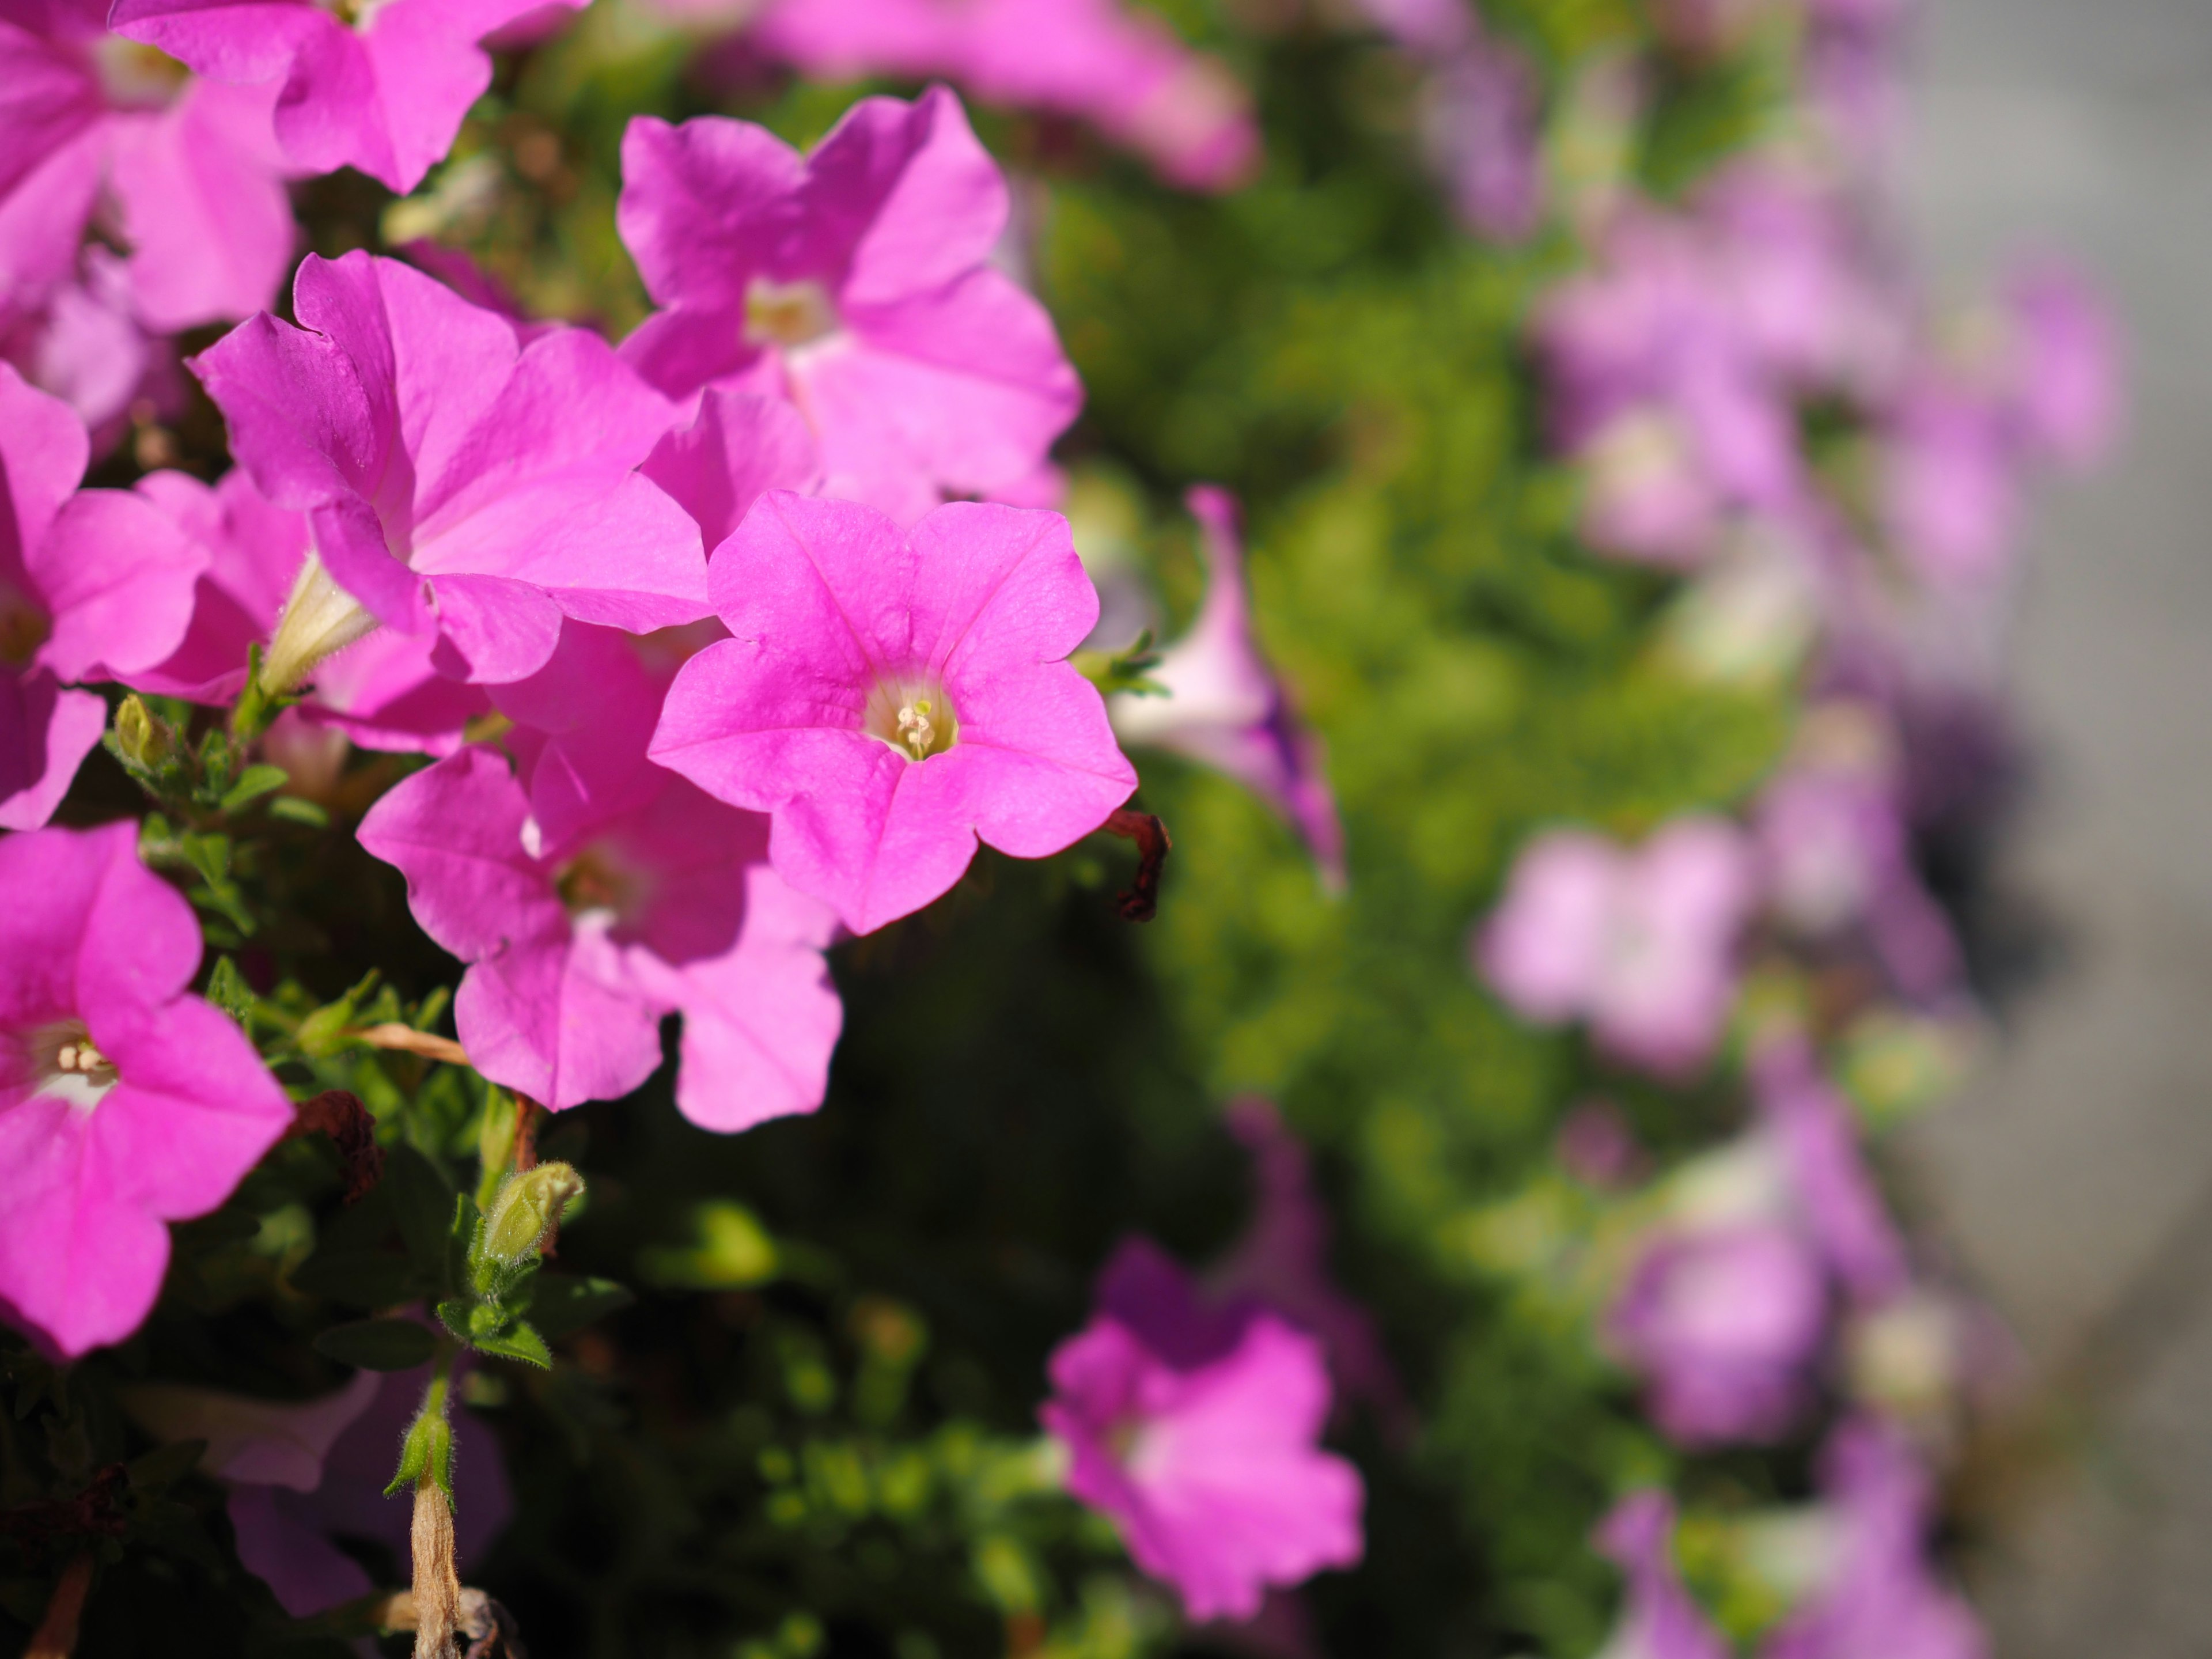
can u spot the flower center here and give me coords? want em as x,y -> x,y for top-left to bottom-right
0,584 -> 50,668
21,1021 -> 118,1113
92,37 -> 189,109
555,844 -> 649,921
862,677 -> 959,763
744,278 -> 840,351
313,0 -> 395,28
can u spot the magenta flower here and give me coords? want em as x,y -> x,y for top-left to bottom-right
1109,488 -> 1344,888
193,252 -> 704,694
640,387 -> 821,555
1605,1043 -> 1909,1445
1421,36 -> 1544,243
1997,263 -> 2120,469
108,0 -> 585,194
0,362 -> 207,828
125,466 -> 488,756
1608,1221 -> 1831,1445
1592,1492 -> 1731,1659
1041,1239 -> 1364,1623
748,0 -> 1259,192
1,247 -> 188,448
0,2 -> 293,335
615,89 -> 1082,527
361,623 -> 843,1125
1476,817 -> 1756,1076
649,493 -> 1137,935
1759,1419 -> 1987,1659
0,823 -> 294,1357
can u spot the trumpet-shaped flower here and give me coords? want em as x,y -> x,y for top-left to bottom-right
0,823 -> 294,1357
192,252 -> 704,692
1041,1239 -> 1364,1623
1,2 -> 293,335
1593,1492 -> 1732,1659
748,0 -> 1259,192
108,0 -> 585,194
650,493 -> 1137,935
360,623 -> 843,1125
1,363 -> 207,828
616,89 -> 1081,526
1110,488 -> 1344,887
1760,1420 -> 1987,1659
1477,817 -> 1755,1076
125,466 -> 487,755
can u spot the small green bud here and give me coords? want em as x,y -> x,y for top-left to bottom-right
480,1162 -> 584,1269
384,1393 -> 453,1498
113,695 -> 172,768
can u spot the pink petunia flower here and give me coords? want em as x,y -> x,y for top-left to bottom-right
1109,488 -> 1344,888
0,1 -> 293,338
615,88 -> 1082,527
108,0 -> 585,194
1,245 -> 189,448
0,362 -> 207,829
123,465 -> 489,756
1476,817 -> 1756,1077
1592,1491 -> 1732,1659
1041,1238 -> 1364,1623
1758,1418 -> 1987,1659
649,492 -> 1137,936
746,0 -> 1259,191
192,251 -> 704,695
0,822 -> 294,1357
360,623 -> 843,1126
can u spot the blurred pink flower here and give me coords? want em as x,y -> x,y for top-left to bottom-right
1996,262 -> 2120,469
1210,1099 -> 1407,1432
123,466 -> 489,756
0,247 -> 185,448
748,0 -> 1259,191
1109,487 -> 1344,888
109,0 -> 585,193
193,251 -> 703,691
616,89 -> 1081,527
0,822 -> 293,1357
361,623 -> 842,1126
0,2 -> 293,332
0,362 -> 206,828
1592,1491 -> 1731,1659
1421,37 -> 1544,243
1759,1418 -> 1986,1659
650,493 -> 1135,935
1477,817 -> 1756,1076
1041,1238 -> 1364,1622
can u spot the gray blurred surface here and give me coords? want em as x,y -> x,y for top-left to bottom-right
1896,1 -> 2212,1653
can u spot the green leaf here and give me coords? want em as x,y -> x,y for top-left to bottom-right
127,1438 -> 209,1495
290,1251 -> 421,1310
203,956 -> 255,1024
218,764 -> 291,813
380,1145 -> 456,1285
469,1321 -> 552,1370
528,1274 -> 635,1342
311,1318 -> 438,1372
1070,630 -> 1165,698
267,795 -> 330,827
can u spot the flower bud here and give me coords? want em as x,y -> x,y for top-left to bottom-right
112,694 -> 173,769
480,1162 -> 584,1270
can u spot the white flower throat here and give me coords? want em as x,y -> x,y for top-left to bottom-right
23,1021 -> 118,1114
863,676 -> 958,762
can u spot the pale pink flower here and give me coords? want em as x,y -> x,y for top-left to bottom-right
0,362 -> 207,828
109,0 -> 586,194
192,251 -> 704,693
1109,488 -> 1344,888
1476,817 -> 1756,1075
748,0 -> 1259,191
616,88 -> 1081,526
0,822 -> 294,1357
649,493 -> 1137,935
0,2 -> 294,333
1593,1491 -> 1732,1659
361,623 -> 843,1126
1041,1239 -> 1364,1622
1,246 -> 185,447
